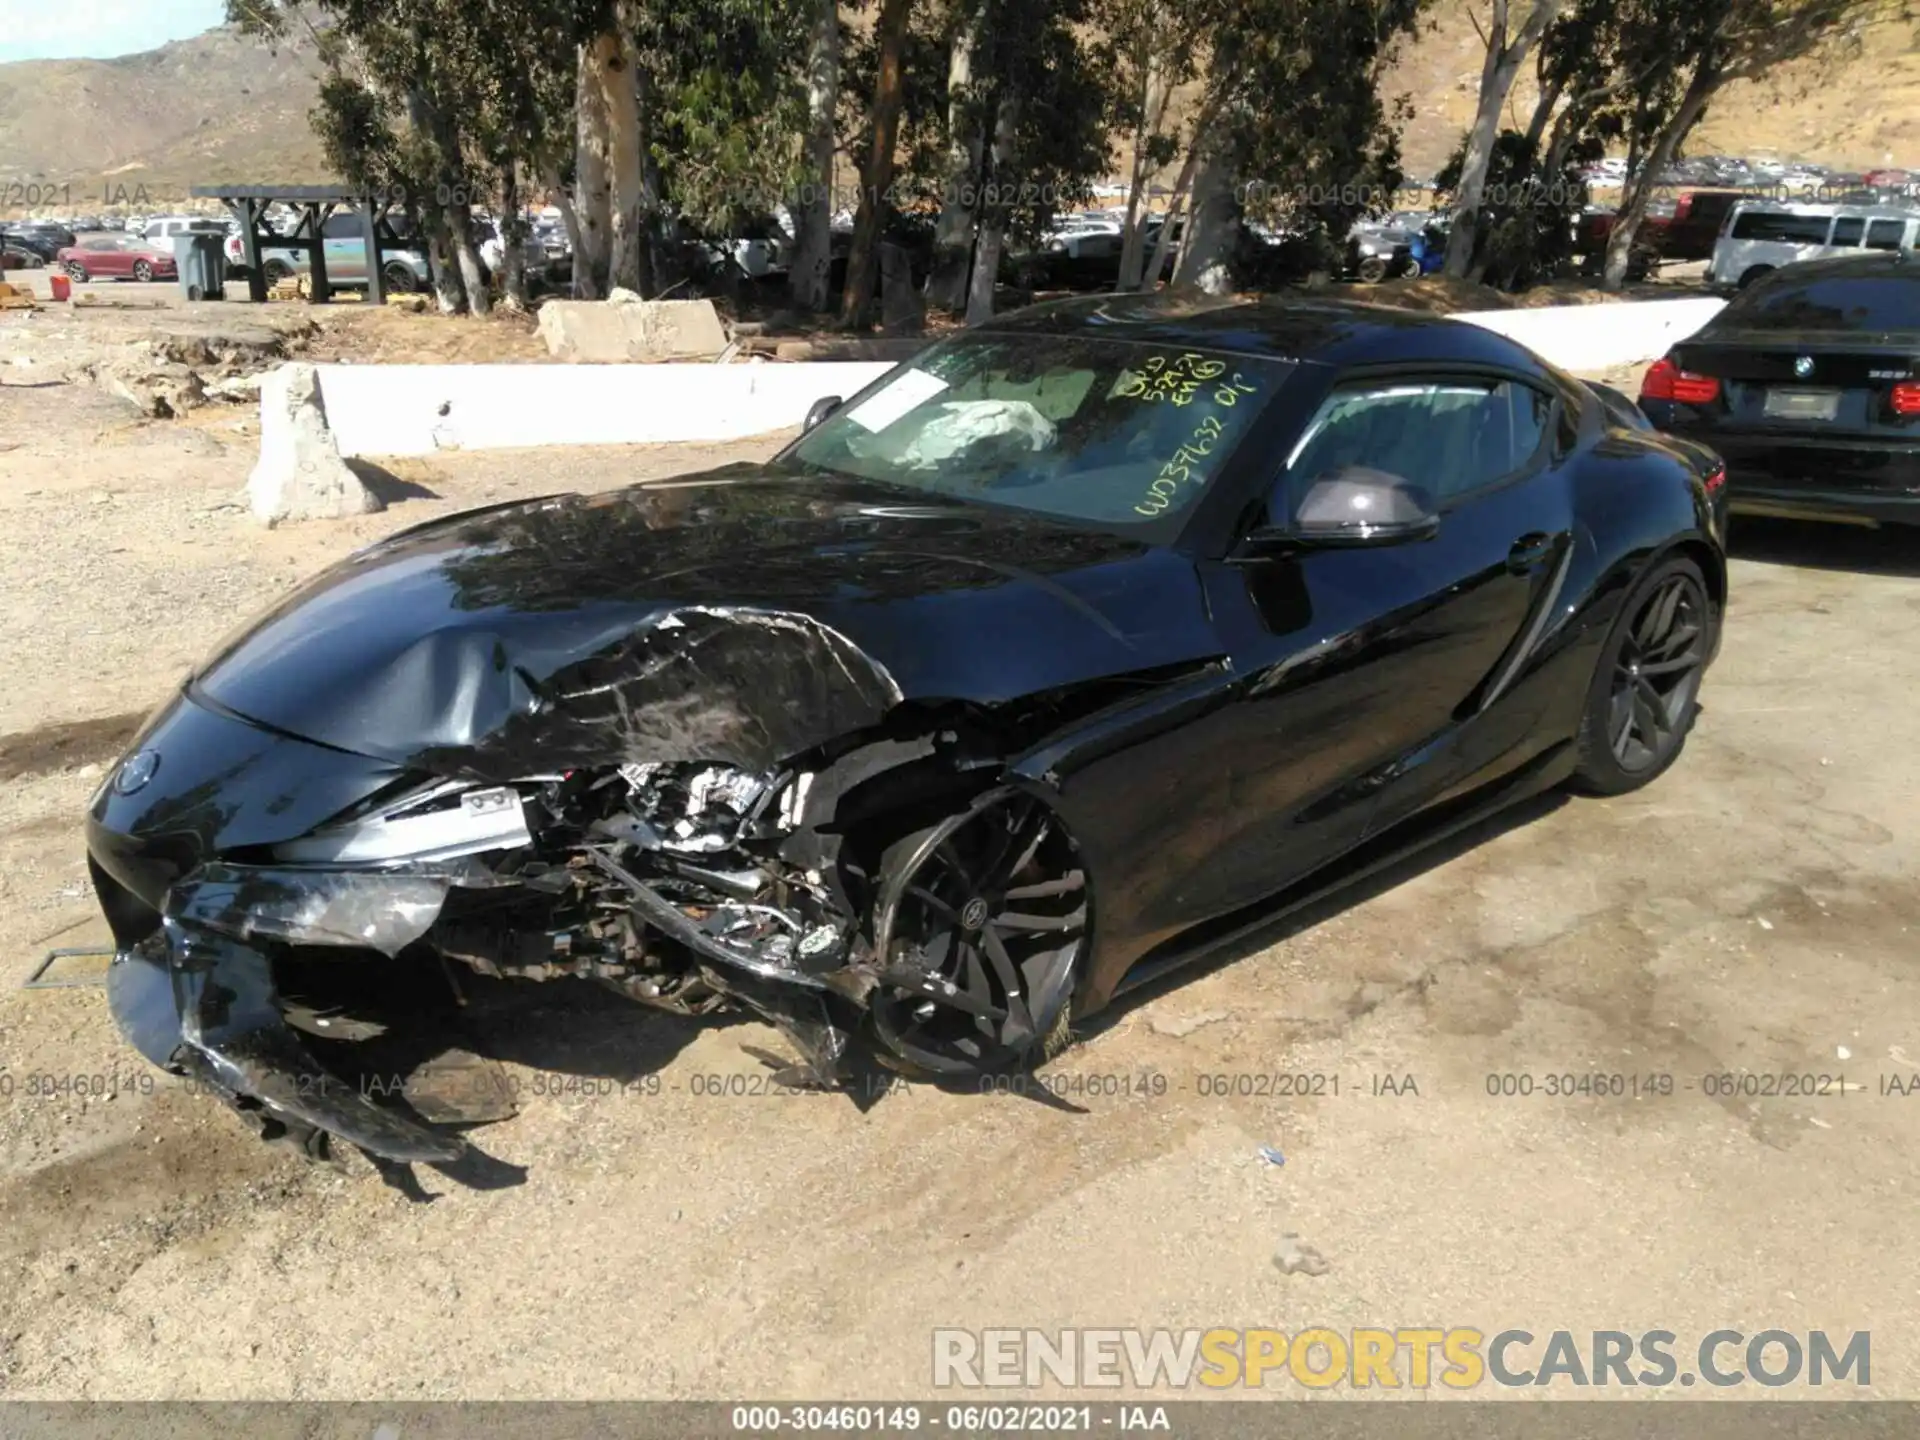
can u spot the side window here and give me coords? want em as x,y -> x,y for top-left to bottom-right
1287,378 -> 1552,508
1831,216 -> 1865,247
322,213 -> 363,239
1865,219 -> 1905,251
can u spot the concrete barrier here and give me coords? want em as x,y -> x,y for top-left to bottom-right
305,295 -> 1726,459
317,360 -> 896,458
1451,296 -> 1726,372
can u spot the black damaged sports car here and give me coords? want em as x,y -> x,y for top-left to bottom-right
88,293 -> 1728,1166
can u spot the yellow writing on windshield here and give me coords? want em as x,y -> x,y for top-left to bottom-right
1132,373 -> 1262,517
1115,352 -> 1227,406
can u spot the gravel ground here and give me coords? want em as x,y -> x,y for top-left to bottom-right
2,324 -> 1918,1403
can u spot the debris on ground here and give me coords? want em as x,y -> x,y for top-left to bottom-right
1258,1145 -> 1287,1167
1149,1008 -> 1231,1039
1273,1233 -> 1331,1277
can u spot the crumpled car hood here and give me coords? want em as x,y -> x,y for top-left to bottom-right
194,464 -> 1219,776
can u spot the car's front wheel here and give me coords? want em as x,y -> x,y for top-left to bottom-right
132,260 -> 153,282
262,259 -> 295,284
868,788 -> 1087,1077
66,260 -> 89,282
1571,555 -> 1712,796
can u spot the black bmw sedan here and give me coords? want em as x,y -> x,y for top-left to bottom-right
1639,252 -> 1920,525
87,293 -> 1726,1166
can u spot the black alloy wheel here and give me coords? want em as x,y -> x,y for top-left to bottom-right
870,789 -> 1088,1076
1573,557 -> 1710,794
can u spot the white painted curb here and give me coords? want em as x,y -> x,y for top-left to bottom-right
316,360 -> 895,459
286,297 -> 1726,461
1452,296 -> 1726,372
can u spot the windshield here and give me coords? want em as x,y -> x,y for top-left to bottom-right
786,333 -> 1291,537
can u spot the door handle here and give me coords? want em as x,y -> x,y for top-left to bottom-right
1507,532 -> 1557,574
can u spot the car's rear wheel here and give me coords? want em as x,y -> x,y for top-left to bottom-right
869,789 -> 1087,1077
1737,264 -> 1774,290
1355,255 -> 1390,284
1571,555 -> 1711,796
381,261 -> 419,294
263,258 -> 295,284
132,260 -> 153,282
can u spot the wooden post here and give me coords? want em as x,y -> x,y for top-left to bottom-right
361,199 -> 385,306
307,203 -> 332,303
241,198 -> 267,303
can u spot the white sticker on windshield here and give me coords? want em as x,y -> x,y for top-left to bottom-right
846,368 -> 951,433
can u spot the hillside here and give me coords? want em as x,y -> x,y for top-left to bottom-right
0,24 -> 330,215
1386,0 -> 1920,179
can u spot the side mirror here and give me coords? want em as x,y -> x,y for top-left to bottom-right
803,395 -> 842,432
1244,465 -> 1440,553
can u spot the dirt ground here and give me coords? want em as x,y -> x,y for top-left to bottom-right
2,302 -> 1919,1403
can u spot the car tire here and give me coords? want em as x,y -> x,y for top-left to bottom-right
66,261 -> 89,282
381,261 -> 419,294
1569,555 -> 1712,797
1355,256 -> 1390,284
867,788 -> 1088,1078
262,259 -> 295,284
132,260 -> 153,283
1737,265 -> 1774,290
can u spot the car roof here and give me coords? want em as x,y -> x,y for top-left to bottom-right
972,291 -> 1545,373
1744,251 -> 1920,284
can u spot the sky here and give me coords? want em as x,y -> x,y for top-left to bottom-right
0,0 -> 227,64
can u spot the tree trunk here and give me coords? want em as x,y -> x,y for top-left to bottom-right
406,84 -> 468,314
499,162 -> 530,311
965,89 -> 1020,325
425,221 -> 466,314
574,36 -> 616,299
1603,66 -> 1714,290
1173,138 -> 1239,294
1139,96 -> 1216,291
544,165 -> 586,271
926,0 -> 987,313
839,0 -> 914,330
1521,75 -> 1563,163
787,0 -> 841,312
607,7 -> 647,296
1443,0 -> 1565,278
1116,45 -> 1170,292
448,214 -> 490,314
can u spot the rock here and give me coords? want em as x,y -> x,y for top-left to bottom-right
1149,1008 -> 1230,1040
245,363 -> 383,526
879,242 -> 925,337
88,356 -> 207,418
774,340 -> 817,362
536,296 -> 730,361
1273,1233 -> 1331,1277
204,372 -> 264,403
